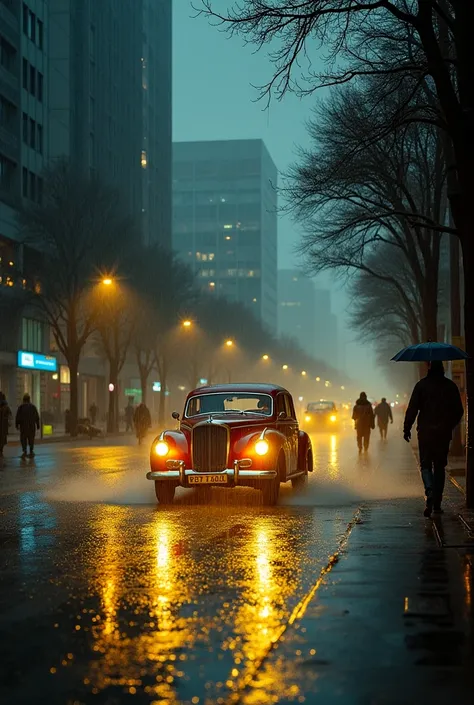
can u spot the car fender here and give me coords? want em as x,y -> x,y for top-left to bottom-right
232,428 -> 288,469
298,430 -> 313,471
150,430 -> 189,470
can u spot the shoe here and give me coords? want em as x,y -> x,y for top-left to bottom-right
21,452 -> 27,459
29,451 -> 35,458
424,498 -> 433,518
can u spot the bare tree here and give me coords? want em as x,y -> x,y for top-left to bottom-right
288,80 -> 445,340
197,0 -> 474,504
20,161 -> 136,435
96,285 -> 136,433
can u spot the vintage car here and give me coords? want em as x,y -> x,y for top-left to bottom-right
303,400 -> 339,431
147,383 -> 313,505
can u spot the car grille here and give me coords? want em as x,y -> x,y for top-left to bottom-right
192,423 -> 228,472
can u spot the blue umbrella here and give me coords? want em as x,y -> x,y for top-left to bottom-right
391,341 -> 469,362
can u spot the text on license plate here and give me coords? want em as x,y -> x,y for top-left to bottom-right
189,474 -> 228,485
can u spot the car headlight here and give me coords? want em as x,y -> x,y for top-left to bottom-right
154,440 -> 169,457
305,415 -> 311,422
330,415 -> 337,423
255,439 -> 269,456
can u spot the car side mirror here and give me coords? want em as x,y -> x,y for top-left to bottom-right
278,411 -> 287,420
172,411 -> 180,420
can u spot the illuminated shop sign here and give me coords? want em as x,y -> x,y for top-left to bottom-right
17,350 -> 58,372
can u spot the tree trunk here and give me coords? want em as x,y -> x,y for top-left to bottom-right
69,356 -> 80,437
107,360 -> 119,433
450,234 -> 464,456
461,235 -> 474,508
140,367 -> 149,407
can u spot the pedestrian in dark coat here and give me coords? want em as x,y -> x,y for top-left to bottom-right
0,392 -> 12,457
16,393 -> 40,459
404,360 -> 464,517
352,392 -> 375,452
374,398 -> 393,440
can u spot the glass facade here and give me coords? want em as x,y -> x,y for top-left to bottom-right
172,140 -> 277,332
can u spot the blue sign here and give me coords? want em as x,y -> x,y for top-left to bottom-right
17,351 -> 58,372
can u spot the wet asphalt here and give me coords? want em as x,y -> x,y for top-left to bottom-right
0,421 -> 417,705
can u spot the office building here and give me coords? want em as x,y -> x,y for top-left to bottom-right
173,139 -> 278,332
1,0 -> 172,418
277,273 -> 339,366
48,0 -> 172,247
278,270 -> 317,357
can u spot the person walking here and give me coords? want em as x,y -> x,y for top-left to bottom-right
125,401 -> 134,433
16,394 -> 40,459
352,392 -> 375,453
0,392 -> 12,457
404,360 -> 464,517
374,398 -> 393,440
133,402 -> 151,444
89,402 -> 98,426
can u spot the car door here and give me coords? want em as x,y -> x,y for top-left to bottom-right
284,394 -> 299,473
275,393 -> 293,477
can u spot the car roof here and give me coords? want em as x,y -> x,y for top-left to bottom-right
187,383 -> 289,398
307,400 -> 335,405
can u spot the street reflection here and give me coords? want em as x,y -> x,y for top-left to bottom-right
464,558 -> 472,610
86,510 -> 196,700
231,519 -> 296,701
328,434 -> 339,479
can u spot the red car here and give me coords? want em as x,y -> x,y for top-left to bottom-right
147,383 -> 313,505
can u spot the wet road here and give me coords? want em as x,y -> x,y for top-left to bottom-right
0,423 -> 415,704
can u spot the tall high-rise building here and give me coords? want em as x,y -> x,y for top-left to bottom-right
278,270 -> 317,357
48,0 -> 172,247
173,139 -> 278,333
1,0 -> 172,412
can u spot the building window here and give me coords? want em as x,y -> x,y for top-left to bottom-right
22,3 -> 28,34
29,171 -> 36,202
60,366 -> 70,385
141,150 -> 147,168
29,65 -> 36,97
22,167 -> 28,197
29,117 -> 35,149
37,177 -> 43,204
37,123 -> 43,154
37,20 -> 44,50
37,72 -> 43,102
22,112 -> 28,143
22,58 -> 28,88
0,36 -> 15,73
22,318 -> 44,353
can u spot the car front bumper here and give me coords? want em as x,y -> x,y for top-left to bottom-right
146,459 -> 277,487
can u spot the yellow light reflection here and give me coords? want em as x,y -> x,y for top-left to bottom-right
328,434 -> 339,479
84,511 -> 195,702
464,560 -> 472,609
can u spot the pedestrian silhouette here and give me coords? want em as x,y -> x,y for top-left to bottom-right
352,392 -> 375,453
374,398 -> 393,440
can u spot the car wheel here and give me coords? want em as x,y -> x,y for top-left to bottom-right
292,449 -> 312,489
155,482 -> 175,505
261,453 -> 283,506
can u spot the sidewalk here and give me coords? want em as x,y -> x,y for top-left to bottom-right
241,440 -> 474,705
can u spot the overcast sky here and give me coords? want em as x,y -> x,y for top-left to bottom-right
172,1 -> 395,396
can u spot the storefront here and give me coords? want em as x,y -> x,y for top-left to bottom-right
16,350 -> 58,413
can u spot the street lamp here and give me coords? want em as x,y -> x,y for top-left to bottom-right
282,364 -> 288,370
102,277 -> 113,286
262,354 -> 269,361
225,339 -> 234,348
301,370 -> 307,376
316,376 -> 321,382
182,319 -> 192,328
341,385 -> 345,391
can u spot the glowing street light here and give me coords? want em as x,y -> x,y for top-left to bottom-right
316,377 -> 321,382
282,364 -> 288,370
182,319 -> 192,328
102,277 -> 113,286
262,354 -> 269,361
341,385 -> 345,391
301,370 -> 307,376
225,339 -> 234,348
325,380 -> 331,387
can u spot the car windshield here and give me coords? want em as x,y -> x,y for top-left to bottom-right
307,401 -> 335,412
186,393 -> 273,417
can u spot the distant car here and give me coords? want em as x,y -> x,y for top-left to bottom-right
303,401 -> 339,431
147,383 -> 313,505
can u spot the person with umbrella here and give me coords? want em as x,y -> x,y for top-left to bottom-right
403,360 -> 464,517
374,398 -> 393,440
392,341 -> 467,517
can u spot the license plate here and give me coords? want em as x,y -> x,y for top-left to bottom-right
189,474 -> 228,485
